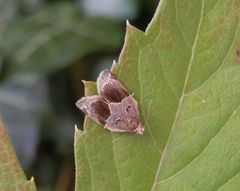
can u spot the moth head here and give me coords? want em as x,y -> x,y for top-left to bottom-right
134,123 -> 144,135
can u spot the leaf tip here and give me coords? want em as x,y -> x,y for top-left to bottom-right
74,124 -> 84,143
82,81 -> 96,96
112,60 -> 118,70
26,176 -> 37,190
28,176 -> 35,184
75,124 -> 80,133
75,124 -> 83,136
126,20 -> 134,32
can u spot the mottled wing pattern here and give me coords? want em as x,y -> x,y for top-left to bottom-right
76,95 -> 110,126
76,69 -> 144,135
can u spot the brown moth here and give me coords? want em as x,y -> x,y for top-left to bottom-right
76,69 -> 144,135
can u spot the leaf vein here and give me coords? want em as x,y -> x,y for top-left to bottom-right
155,50 -> 179,99
150,1 -> 205,190
174,0 -> 191,49
111,134 -> 122,191
158,102 -> 240,184
144,100 -> 162,153
82,137 -> 93,191
216,171 -> 240,191
185,18 -> 240,96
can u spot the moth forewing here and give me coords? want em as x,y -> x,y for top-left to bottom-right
76,95 -> 110,126
97,70 -> 129,102
105,96 -> 144,134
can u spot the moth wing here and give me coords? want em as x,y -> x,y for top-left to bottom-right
105,95 -> 144,134
76,95 -> 110,126
97,69 -> 129,102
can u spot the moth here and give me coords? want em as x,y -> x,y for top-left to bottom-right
76,69 -> 144,135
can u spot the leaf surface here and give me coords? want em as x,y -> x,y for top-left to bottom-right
0,120 -> 36,190
75,0 -> 240,190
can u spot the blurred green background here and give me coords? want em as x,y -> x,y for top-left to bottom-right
0,0 -> 158,190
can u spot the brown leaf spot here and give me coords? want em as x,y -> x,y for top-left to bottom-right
236,48 -> 240,59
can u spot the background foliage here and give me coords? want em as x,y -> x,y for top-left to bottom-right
0,0 -> 158,190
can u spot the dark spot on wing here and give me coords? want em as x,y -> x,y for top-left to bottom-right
91,100 -> 110,125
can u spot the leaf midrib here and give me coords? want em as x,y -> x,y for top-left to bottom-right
150,0 -> 205,190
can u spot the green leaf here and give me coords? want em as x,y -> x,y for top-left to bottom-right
1,3 -> 122,74
75,0 -> 240,190
0,119 -> 36,190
